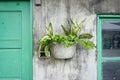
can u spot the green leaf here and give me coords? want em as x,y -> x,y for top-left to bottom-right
69,18 -> 75,25
64,41 -> 74,47
68,18 -> 74,33
79,40 -> 95,50
39,36 -> 50,42
72,26 -> 80,35
67,18 -> 86,35
79,19 -> 86,32
37,45 -> 42,58
79,33 -> 93,39
38,36 -> 51,45
49,23 -> 53,35
74,20 -> 81,34
44,46 -> 50,57
46,22 -> 53,36
61,25 -> 70,35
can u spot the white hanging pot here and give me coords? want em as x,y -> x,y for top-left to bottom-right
50,43 -> 76,59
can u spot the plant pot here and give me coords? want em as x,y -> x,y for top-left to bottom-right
50,43 -> 76,59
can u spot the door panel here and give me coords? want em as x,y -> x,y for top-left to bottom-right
0,11 -> 21,48
0,11 -> 21,40
0,1 -> 32,80
0,49 -> 21,77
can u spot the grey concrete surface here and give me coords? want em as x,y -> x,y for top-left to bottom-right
33,0 -> 120,80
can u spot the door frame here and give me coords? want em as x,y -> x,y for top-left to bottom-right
28,0 -> 33,79
29,0 -> 33,79
97,14 -> 120,80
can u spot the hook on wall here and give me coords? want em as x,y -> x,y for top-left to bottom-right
35,0 -> 41,6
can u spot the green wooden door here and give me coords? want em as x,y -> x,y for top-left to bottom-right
97,15 -> 120,80
0,1 -> 32,80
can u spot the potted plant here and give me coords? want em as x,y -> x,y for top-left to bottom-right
37,19 -> 95,59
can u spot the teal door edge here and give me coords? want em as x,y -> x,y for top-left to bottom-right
29,0 -> 33,79
97,15 -> 102,80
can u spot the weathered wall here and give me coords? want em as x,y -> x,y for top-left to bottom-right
33,0 -> 120,80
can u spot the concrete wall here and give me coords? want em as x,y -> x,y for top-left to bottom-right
33,0 -> 120,80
